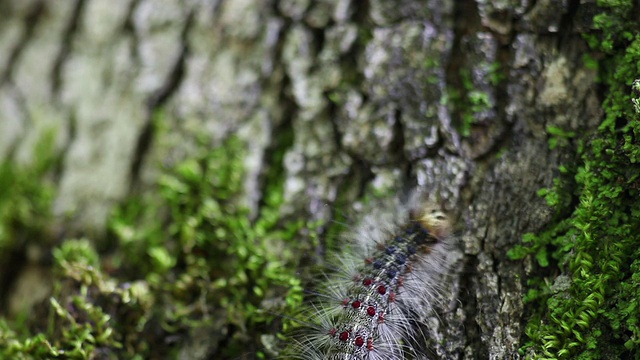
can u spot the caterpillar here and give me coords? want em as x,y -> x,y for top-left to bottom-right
285,192 -> 460,359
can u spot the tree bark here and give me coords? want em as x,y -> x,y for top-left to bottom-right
0,0 -> 603,358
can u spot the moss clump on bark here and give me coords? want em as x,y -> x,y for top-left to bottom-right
510,1 -> 640,358
447,64 -> 501,138
0,133 -> 306,359
0,132 -> 56,254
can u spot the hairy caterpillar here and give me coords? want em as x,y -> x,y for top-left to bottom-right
285,192 -> 460,359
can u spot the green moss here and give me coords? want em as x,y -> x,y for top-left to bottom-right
0,132 -> 140,359
108,134 -> 306,358
1,128 -> 307,358
546,125 -> 577,150
513,2 -> 640,358
447,66 -> 498,137
53,239 -> 100,268
0,130 -> 56,269
0,129 -> 57,333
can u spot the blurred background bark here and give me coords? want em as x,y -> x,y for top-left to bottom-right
0,0 -> 603,358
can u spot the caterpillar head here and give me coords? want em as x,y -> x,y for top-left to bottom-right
412,204 -> 452,240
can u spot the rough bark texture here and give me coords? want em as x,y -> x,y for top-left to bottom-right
0,0 -> 603,358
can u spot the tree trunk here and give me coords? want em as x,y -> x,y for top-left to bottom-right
0,0 -> 606,359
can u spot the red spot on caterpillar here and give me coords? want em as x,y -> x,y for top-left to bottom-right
377,312 -> 385,323
367,338 -> 374,350
389,292 -> 396,302
339,331 -> 350,342
352,274 -> 361,282
364,257 -> 373,264
328,328 -> 337,337
397,276 -> 404,287
367,306 -> 376,316
355,336 -> 365,347
362,278 -> 373,286
352,300 -> 362,309
342,298 -> 350,307
377,285 -> 387,295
